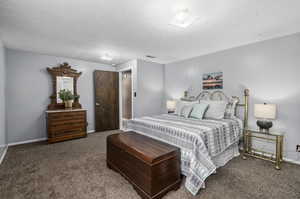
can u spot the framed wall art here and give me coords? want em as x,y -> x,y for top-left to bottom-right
202,72 -> 223,90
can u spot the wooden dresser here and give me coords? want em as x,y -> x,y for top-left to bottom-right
46,109 -> 87,143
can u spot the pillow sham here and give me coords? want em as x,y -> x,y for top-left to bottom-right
180,105 -> 194,118
190,103 -> 209,119
224,98 -> 239,118
202,100 -> 227,119
174,100 -> 197,115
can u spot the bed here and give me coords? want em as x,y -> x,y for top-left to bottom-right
125,89 -> 249,196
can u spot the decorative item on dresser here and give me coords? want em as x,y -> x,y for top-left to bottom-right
47,62 -> 82,110
107,132 -> 181,199
58,89 -> 79,108
46,109 -> 87,143
46,63 -> 87,143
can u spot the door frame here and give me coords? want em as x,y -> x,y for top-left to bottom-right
118,68 -> 134,130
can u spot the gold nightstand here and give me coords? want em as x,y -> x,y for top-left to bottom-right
242,128 -> 284,170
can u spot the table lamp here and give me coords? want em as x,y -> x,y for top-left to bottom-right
167,100 -> 176,113
254,103 -> 276,133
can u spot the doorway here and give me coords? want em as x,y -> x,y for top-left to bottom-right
121,70 -> 132,129
94,70 -> 119,132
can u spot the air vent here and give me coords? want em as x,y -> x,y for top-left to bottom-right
145,55 -> 156,59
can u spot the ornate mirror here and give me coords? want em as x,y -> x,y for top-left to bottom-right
47,62 -> 82,110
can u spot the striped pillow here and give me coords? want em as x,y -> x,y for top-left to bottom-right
202,100 -> 227,119
174,100 -> 198,115
180,105 -> 194,118
189,103 -> 209,119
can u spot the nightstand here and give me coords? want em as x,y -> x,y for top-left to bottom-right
242,128 -> 284,170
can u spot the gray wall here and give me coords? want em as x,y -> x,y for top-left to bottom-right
117,59 -> 165,118
0,41 -> 6,152
135,60 -> 165,117
6,49 -> 116,143
165,33 -> 300,162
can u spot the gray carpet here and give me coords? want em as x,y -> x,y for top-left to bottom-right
0,130 -> 299,199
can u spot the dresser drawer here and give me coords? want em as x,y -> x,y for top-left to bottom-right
50,128 -> 85,137
46,110 -> 87,143
48,118 -> 86,126
49,123 -> 85,131
48,111 -> 85,120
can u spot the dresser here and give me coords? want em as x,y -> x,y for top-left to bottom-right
46,109 -> 87,143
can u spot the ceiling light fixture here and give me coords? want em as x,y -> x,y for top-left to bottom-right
170,9 -> 198,28
101,53 -> 113,61
146,55 -> 156,59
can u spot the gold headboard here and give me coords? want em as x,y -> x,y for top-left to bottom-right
196,89 -> 249,128
238,89 -> 249,129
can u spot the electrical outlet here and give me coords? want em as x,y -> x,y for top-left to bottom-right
297,145 -> 300,152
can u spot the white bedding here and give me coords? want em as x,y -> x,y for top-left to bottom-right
126,114 -> 242,195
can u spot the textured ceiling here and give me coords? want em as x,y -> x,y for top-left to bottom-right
1,0 -> 300,65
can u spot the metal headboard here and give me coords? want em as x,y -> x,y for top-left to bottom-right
196,89 -> 249,128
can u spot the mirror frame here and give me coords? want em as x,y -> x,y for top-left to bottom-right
47,62 -> 82,110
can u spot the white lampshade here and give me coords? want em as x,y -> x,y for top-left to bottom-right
254,104 -> 277,119
167,100 -> 176,110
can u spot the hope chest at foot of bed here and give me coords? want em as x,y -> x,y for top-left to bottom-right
107,132 -> 181,199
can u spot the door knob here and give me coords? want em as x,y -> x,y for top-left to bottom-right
96,102 -> 100,106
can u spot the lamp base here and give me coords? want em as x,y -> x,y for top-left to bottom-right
256,120 -> 273,133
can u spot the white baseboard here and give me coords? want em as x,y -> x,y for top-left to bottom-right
8,138 -> 47,147
0,145 -> 8,164
87,130 -> 95,134
284,157 -> 300,166
8,130 -> 96,146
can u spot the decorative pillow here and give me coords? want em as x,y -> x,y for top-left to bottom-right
189,103 -> 209,119
174,101 -> 183,115
202,100 -> 228,119
224,98 -> 239,118
174,100 -> 197,115
180,105 -> 194,118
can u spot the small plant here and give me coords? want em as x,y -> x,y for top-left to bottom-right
58,89 -> 74,102
74,94 -> 80,101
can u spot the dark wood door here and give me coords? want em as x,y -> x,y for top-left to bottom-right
94,70 -> 119,132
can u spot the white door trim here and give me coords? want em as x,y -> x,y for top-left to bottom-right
118,69 -> 133,130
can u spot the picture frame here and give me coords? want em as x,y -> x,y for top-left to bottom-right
203,72 -> 223,90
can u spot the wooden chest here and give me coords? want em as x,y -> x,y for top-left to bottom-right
107,132 -> 181,199
46,109 -> 87,143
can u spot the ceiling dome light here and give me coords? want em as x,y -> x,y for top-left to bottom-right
146,55 -> 156,58
170,9 -> 198,28
101,53 -> 113,61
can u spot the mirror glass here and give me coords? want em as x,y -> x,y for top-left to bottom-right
56,76 -> 74,103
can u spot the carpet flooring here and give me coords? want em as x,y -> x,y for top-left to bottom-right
0,130 -> 299,199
